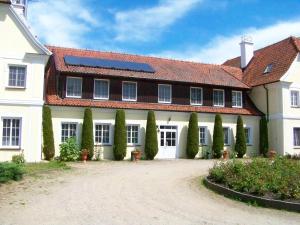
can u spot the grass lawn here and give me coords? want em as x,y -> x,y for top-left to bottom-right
24,161 -> 70,176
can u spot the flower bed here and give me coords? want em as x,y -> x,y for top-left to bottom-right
208,158 -> 300,202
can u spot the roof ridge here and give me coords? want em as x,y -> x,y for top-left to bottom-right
46,45 -> 235,68
291,36 -> 300,52
221,65 -> 250,88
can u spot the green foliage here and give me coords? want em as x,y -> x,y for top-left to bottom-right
235,116 -> 247,158
81,108 -> 94,160
42,106 -> 55,160
259,116 -> 269,157
24,161 -> 69,176
209,158 -> 300,200
113,110 -> 127,160
59,138 -> 80,161
144,111 -> 158,160
212,114 -> 224,158
186,112 -> 199,159
0,163 -> 24,183
12,153 -> 25,164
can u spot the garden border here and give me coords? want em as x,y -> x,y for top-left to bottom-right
203,177 -> 300,213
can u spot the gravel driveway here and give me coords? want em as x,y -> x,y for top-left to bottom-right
0,160 -> 299,225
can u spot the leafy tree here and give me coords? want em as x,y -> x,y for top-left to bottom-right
260,116 -> 269,157
42,106 -> 55,160
235,115 -> 247,158
81,108 -> 94,160
145,111 -> 158,160
212,114 -> 224,158
113,110 -> 127,160
186,112 -> 199,159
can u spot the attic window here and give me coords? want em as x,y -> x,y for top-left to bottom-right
263,64 -> 273,74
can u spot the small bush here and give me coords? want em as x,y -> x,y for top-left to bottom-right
113,110 -> 127,160
208,158 -> 300,200
42,106 -> 55,160
144,111 -> 158,160
0,163 -> 24,183
235,116 -> 246,158
81,108 -> 94,160
212,114 -> 224,158
12,153 -> 25,164
186,112 -> 199,159
59,138 -> 80,161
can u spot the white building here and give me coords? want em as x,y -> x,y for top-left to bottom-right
0,0 -> 51,162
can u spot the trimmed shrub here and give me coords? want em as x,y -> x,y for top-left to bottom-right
59,138 -> 80,161
186,112 -> 199,159
12,153 -> 25,164
0,163 -> 24,183
260,116 -> 269,157
113,110 -> 127,160
235,116 -> 247,158
42,106 -> 55,160
212,114 -> 224,158
145,111 -> 158,160
81,108 -> 94,160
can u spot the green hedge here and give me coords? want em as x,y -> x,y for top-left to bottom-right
42,106 -> 55,160
145,111 -> 158,160
113,110 -> 127,160
260,116 -> 269,156
0,163 -> 24,183
235,115 -> 246,158
186,112 -> 199,159
81,108 -> 94,160
212,114 -> 223,158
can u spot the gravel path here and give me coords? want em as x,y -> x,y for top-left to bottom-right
0,160 -> 299,225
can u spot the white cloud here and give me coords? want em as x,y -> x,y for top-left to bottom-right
114,0 -> 202,42
154,18 -> 300,64
27,0 -> 100,47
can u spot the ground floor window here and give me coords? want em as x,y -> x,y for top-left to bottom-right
2,118 -> 21,147
95,124 -> 110,144
126,125 -> 139,145
61,123 -> 77,142
223,127 -> 230,145
199,126 -> 207,145
293,128 -> 300,146
244,127 -> 252,145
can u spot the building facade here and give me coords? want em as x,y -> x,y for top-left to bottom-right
0,1 -> 51,162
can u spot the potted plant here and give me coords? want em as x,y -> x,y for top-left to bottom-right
222,149 -> 229,160
81,149 -> 89,162
131,149 -> 142,161
268,149 -> 276,159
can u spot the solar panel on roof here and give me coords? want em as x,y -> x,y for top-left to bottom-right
64,55 -> 155,73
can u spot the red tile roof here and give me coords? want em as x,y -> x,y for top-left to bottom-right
223,36 -> 300,87
47,46 -> 248,89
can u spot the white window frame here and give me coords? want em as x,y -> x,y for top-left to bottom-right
7,64 -> 27,89
232,90 -> 243,108
244,127 -> 253,145
126,124 -> 140,146
122,81 -> 137,101
190,87 -> 203,105
0,117 -> 22,149
223,127 -> 231,145
66,77 -> 82,98
94,123 -> 112,145
293,127 -> 300,147
94,79 -> 109,100
290,90 -> 299,107
213,89 -> 225,107
199,126 -> 207,145
158,84 -> 172,103
61,122 -> 78,143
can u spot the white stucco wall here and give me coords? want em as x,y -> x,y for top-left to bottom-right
0,3 -> 49,162
51,106 -> 260,160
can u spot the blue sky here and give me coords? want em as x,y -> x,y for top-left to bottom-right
28,0 -> 300,63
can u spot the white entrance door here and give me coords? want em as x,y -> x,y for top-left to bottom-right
157,125 -> 177,159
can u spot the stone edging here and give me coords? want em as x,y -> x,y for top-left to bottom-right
203,177 -> 300,213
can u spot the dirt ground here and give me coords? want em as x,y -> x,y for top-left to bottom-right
0,160 -> 299,225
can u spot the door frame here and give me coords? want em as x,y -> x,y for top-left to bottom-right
158,125 -> 178,159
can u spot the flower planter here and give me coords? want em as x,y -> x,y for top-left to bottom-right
222,150 -> 229,159
81,149 -> 89,163
131,150 -> 142,161
268,149 -> 276,159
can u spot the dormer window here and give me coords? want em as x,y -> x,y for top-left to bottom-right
263,64 -> 273,74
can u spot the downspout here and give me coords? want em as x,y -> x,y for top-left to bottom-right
263,84 -> 269,122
